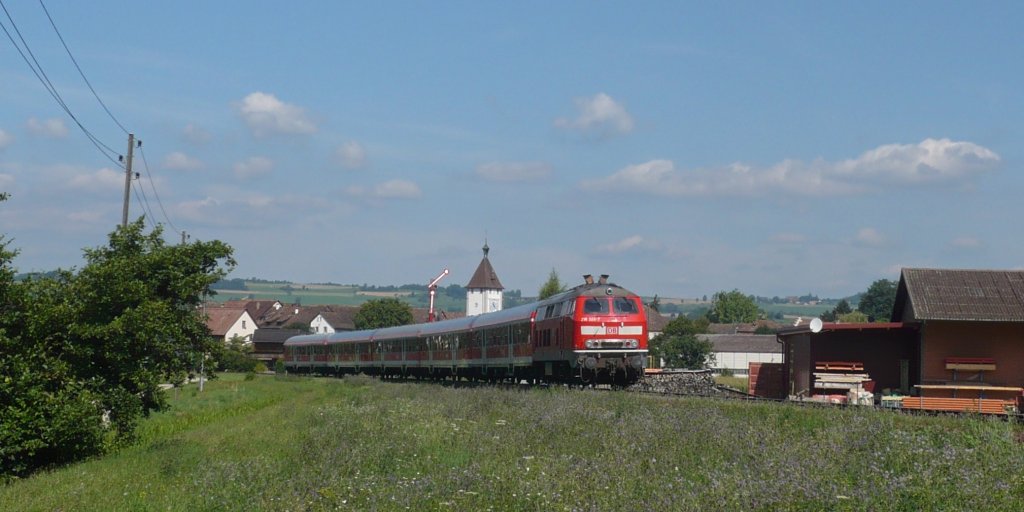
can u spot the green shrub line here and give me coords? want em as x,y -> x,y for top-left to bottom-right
2,375 -> 1022,511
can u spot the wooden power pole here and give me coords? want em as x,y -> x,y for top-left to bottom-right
121,133 -> 135,228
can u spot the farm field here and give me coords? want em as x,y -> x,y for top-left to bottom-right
5,375 -> 1022,511
210,281 -> 466,311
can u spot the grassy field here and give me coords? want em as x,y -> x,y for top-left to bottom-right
211,281 -> 466,311
714,375 -> 750,393
3,375 -> 1023,511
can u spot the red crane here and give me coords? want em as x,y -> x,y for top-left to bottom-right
427,268 -> 449,322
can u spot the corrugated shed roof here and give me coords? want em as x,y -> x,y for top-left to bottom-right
252,328 -> 304,343
699,334 -> 782,353
894,268 -> 1024,322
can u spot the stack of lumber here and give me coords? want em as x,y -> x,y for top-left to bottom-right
901,396 -> 1017,415
814,372 -> 871,390
815,361 -> 864,372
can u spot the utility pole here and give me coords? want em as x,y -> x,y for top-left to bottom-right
181,231 -> 188,245
121,133 -> 135,228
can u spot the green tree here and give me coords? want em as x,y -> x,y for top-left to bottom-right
0,217 -> 234,479
538,268 -> 566,300
833,299 -> 852,316
354,297 -> 414,329
649,316 -> 713,369
839,311 -> 868,323
858,279 -> 897,322
705,289 -> 760,323
215,335 -> 257,372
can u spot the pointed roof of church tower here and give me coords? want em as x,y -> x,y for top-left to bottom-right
466,242 -> 504,290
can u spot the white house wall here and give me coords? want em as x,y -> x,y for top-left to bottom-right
310,315 -> 335,334
225,311 -> 257,342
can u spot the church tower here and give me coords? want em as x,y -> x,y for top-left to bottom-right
466,242 -> 504,316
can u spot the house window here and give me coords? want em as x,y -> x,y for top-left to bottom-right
242,320 -> 247,329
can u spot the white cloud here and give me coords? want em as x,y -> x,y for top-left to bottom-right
335,141 -> 367,169
594,235 -> 661,255
68,167 -> 123,193
554,93 -> 634,136
0,129 -> 12,149
233,156 -> 274,180
26,117 -> 69,138
347,179 -> 422,200
476,161 -> 551,182
854,227 -> 886,247
163,151 -> 203,171
236,92 -> 317,136
373,180 -> 421,199
950,236 -> 982,249
0,173 -> 13,188
182,123 -> 212,144
582,139 -> 1000,197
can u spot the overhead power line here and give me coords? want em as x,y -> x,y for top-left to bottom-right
138,145 -> 182,235
0,0 -> 122,167
131,178 -> 155,226
38,0 -> 130,135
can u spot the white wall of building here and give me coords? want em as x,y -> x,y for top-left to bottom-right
225,311 -> 257,342
466,289 -> 503,316
310,314 -> 335,334
712,351 -> 783,376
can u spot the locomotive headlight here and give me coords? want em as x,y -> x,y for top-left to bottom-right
626,339 -> 638,349
585,339 -> 595,349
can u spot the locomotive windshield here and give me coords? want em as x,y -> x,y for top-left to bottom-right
583,297 -> 609,314
613,297 -> 639,314
581,296 -> 641,315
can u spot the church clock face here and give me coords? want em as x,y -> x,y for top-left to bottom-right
489,299 -> 499,310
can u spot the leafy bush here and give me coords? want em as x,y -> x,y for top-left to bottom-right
649,316 -> 714,369
0,214 -> 234,480
274,360 -> 286,374
214,336 -> 257,372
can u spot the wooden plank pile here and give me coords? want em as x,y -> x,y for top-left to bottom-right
813,361 -> 873,405
901,396 -> 1017,415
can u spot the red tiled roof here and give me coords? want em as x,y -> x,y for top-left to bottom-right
205,307 -> 247,336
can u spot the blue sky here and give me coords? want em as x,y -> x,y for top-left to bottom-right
1,2 -> 1021,298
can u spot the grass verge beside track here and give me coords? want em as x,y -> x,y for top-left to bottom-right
2,374 -> 1023,511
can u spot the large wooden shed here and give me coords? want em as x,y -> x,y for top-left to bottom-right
893,268 -> 1024,403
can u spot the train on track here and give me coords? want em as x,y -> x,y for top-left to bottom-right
284,275 -> 649,385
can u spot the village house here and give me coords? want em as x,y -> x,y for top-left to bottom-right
204,305 -> 257,343
700,334 -> 782,376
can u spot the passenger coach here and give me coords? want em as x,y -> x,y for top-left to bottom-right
284,275 -> 648,385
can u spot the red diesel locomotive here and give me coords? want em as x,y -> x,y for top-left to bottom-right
284,275 -> 648,385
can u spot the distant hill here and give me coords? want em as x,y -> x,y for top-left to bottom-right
208,278 -> 528,313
